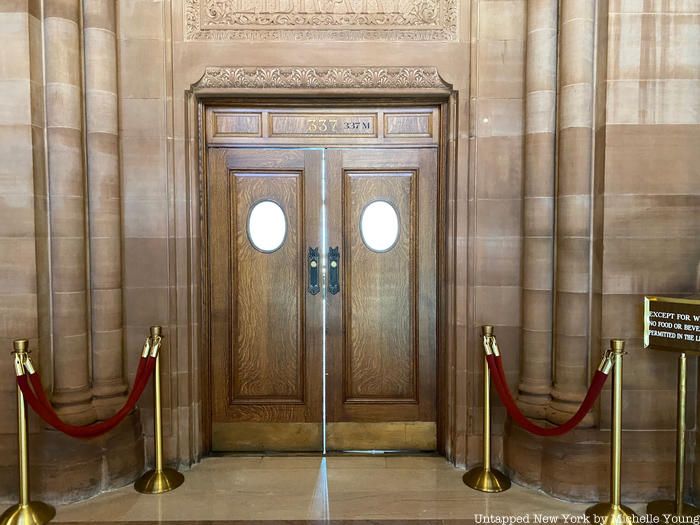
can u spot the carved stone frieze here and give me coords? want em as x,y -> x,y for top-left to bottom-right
193,66 -> 451,90
185,0 -> 458,41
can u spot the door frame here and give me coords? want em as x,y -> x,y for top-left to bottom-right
191,72 -> 459,459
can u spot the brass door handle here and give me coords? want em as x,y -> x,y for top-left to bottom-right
308,247 -> 320,295
328,247 -> 340,295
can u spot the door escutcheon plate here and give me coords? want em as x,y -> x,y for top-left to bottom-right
328,246 -> 340,295
308,247 -> 320,295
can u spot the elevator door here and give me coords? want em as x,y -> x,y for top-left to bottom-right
208,145 -> 437,452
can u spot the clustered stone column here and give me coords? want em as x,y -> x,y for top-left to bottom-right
84,0 -> 127,418
517,0 -> 558,419
44,0 -> 95,424
548,0 -> 597,425
43,0 -> 126,423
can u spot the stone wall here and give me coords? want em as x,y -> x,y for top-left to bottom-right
504,0 -> 700,503
0,0 -> 142,504
466,0 -> 526,465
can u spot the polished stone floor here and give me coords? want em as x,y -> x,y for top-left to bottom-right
53,455 -> 613,523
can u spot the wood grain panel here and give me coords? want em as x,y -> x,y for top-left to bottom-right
326,148 -> 438,446
343,171 -> 417,401
212,422 -> 322,452
208,148 -> 323,450
270,113 -> 377,137
205,106 -> 440,146
384,112 -> 432,137
230,172 -> 303,402
326,422 -> 437,450
214,111 -> 261,137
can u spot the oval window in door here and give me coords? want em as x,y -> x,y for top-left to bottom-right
247,200 -> 287,253
360,200 -> 400,253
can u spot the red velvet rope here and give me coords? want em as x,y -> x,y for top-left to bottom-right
17,356 -> 156,439
486,354 -> 609,436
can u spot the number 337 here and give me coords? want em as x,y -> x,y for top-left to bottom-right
307,119 -> 337,133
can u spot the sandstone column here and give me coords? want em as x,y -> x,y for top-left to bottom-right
518,0 -> 558,419
83,0 -> 127,419
548,0 -> 596,425
44,0 -> 95,424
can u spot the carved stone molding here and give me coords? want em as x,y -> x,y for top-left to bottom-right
193,66 -> 451,91
185,0 -> 458,41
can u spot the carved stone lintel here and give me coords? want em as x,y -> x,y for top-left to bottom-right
185,0 -> 458,41
193,66 -> 451,91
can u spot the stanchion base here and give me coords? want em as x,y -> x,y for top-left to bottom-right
134,468 -> 184,494
585,503 -> 637,525
647,499 -> 700,520
0,501 -> 56,525
462,466 -> 511,493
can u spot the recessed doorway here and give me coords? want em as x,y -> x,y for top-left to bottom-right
202,105 -> 442,453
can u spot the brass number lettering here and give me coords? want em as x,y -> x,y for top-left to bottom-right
302,117 -> 369,135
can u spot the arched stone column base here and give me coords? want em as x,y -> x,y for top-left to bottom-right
0,412 -> 143,504
504,420 -> 678,503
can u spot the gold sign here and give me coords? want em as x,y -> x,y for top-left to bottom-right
270,114 -> 376,137
644,296 -> 700,354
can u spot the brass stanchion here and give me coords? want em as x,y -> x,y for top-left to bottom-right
134,326 -> 184,494
463,325 -> 511,492
1,340 -> 55,525
647,352 -> 699,518
586,339 -> 636,525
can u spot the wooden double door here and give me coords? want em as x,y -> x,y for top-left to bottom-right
208,146 -> 437,452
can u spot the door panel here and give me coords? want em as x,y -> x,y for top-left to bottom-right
344,171 -> 417,402
208,148 -> 323,451
232,175 -> 302,402
326,148 -> 438,450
